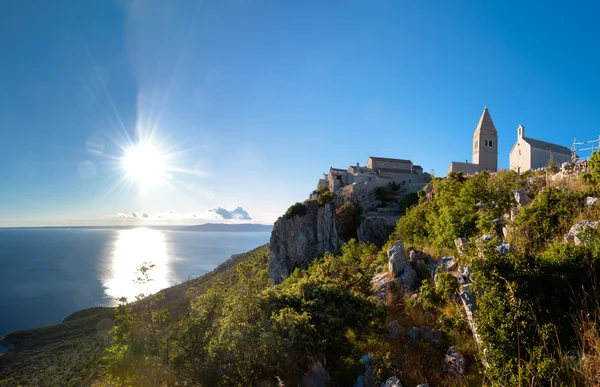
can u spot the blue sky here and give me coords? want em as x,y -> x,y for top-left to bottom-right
1,0 -> 600,226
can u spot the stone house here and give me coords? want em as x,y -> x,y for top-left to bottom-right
448,107 -> 498,175
509,124 -> 572,173
367,157 -> 429,184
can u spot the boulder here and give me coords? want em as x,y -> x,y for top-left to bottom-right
496,242 -> 511,255
381,376 -> 402,387
564,220 -> 600,245
372,272 -> 391,302
301,361 -> 330,387
416,385 -> 428,387
353,354 -> 375,387
407,327 -> 421,346
436,256 -> 458,273
443,346 -> 465,378
586,197 -> 599,207
394,266 -> 418,289
514,189 -> 532,207
388,241 -> 409,277
386,320 -> 405,341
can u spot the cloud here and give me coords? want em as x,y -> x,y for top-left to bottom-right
131,212 -> 138,218
209,206 -> 252,220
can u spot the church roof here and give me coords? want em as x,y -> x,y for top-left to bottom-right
474,106 -> 497,134
523,137 -> 571,155
368,156 -> 413,164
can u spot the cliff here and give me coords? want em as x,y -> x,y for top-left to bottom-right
269,185 -> 402,284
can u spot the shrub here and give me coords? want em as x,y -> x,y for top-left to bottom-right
316,186 -> 334,207
285,202 -> 308,219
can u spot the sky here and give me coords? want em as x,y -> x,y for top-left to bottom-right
1,0 -> 600,226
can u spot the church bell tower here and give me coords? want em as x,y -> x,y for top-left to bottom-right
472,106 -> 498,172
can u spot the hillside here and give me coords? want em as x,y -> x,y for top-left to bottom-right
4,159 -> 600,386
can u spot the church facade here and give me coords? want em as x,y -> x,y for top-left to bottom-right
447,107 -> 498,175
509,124 -> 572,173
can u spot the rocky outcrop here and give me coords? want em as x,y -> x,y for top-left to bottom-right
269,201 -> 341,284
443,347 -> 465,378
386,320 -> 405,341
301,361 -> 330,387
270,194 -> 401,284
381,377 -> 402,387
357,216 -> 399,247
514,189 -> 532,207
388,242 -> 418,289
564,220 -> 600,245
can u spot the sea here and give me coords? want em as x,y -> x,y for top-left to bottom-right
0,227 -> 271,336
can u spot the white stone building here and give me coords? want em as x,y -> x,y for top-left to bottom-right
448,107 -> 498,175
509,124 -> 572,173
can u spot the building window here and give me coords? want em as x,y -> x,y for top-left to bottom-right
485,140 -> 488,146
409,178 -> 412,183
489,140 -> 493,147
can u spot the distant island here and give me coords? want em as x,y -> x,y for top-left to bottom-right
1,223 -> 273,232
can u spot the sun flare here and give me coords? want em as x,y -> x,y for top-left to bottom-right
122,142 -> 166,185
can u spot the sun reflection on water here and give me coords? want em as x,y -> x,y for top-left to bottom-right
103,228 -> 176,304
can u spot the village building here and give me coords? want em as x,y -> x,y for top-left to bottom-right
448,107 -> 498,175
509,124 -> 572,173
319,156 -> 430,194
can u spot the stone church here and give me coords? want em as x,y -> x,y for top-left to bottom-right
447,107 -> 498,175
509,124 -> 572,173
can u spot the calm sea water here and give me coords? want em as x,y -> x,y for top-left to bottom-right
0,228 -> 270,335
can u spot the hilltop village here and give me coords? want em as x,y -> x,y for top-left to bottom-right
318,107 -> 574,195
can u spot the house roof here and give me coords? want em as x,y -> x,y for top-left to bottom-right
330,167 -> 346,172
474,106 -> 497,135
368,156 -> 413,164
523,137 -> 571,155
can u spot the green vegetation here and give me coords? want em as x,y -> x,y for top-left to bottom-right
9,157 -> 600,386
392,158 -> 600,385
316,185 -> 335,207
284,202 -> 308,219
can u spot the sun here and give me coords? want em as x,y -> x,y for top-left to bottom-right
122,142 -> 166,185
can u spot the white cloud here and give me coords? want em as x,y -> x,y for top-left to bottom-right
208,206 -> 251,220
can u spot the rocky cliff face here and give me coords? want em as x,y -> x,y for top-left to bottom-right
269,200 -> 341,284
269,194 -> 402,284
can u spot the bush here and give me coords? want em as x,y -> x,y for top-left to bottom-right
316,185 -> 334,207
285,202 -> 308,219
513,188 -> 585,252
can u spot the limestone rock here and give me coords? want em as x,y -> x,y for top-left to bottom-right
565,220 -> 600,245
269,201 -> 342,284
496,242 -> 511,255
586,197 -> 599,207
514,189 -> 532,207
381,376 -> 402,387
301,361 -> 330,387
354,354 -> 375,387
372,272 -> 391,302
424,184 -> 434,201
436,256 -> 457,273
443,346 -> 465,378
394,266 -> 418,289
358,216 -> 399,247
454,237 -> 467,255
386,320 -> 405,341
388,241 -> 409,277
